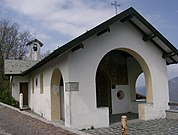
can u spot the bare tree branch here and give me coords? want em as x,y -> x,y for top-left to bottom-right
0,19 -> 31,90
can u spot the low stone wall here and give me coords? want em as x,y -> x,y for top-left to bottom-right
166,110 -> 178,119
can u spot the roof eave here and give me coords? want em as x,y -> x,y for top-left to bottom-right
21,7 -> 178,75
5,73 -> 23,76
132,9 -> 177,52
121,9 -> 178,64
21,8 -> 137,76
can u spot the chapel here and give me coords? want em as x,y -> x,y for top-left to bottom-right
4,7 -> 178,129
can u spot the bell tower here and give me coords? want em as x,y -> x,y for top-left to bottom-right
26,39 -> 43,60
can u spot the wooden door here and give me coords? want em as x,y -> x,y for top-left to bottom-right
20,83 -> 28,105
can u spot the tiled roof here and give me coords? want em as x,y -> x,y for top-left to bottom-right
26,39 -> 44,47
4,60 -> 39,75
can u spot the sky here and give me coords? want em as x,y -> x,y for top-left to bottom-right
1,0 -> 178,83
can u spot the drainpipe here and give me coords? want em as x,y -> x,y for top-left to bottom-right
9,76 -> 13,97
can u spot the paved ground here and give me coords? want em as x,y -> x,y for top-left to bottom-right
0,104 -> 77,135
84,119 -> 178,135
2,103 -> 178,135
110,113 -> 138,124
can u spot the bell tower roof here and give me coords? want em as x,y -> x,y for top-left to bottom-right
26,38 -> 44,47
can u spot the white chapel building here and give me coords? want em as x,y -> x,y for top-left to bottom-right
4,7 -> 178,129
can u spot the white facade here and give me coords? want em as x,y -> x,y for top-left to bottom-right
64,21 -> 169,128
9,10 -> 172,129
11,76 -> 29,101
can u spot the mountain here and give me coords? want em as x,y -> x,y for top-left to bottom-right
136,86 -> 146,96
136,77 -> 178,103
167,65 -> 178,80
168,77 -> 178,102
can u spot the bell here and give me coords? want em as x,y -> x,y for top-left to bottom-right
33,44 -> 37,51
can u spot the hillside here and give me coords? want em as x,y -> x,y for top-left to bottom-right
136,86 -> 146,96
169,77 -> 178,102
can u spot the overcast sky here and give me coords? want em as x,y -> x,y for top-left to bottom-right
1,0 -> 178,83
1,0 -> 178,52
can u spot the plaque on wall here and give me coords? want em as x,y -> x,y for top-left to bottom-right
65,82 -> 79,92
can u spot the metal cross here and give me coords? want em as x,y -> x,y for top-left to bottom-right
111,1 -> 121,15
32,31 -> 38,39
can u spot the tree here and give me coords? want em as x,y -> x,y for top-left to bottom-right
41,50 -> 51,59
0,19 -> 31,91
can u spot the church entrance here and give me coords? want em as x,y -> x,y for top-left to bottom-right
96,49 -> 152,124
51,68 -> 65,122
20,82 -> 28,106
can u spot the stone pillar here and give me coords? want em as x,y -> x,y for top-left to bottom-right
65,82 -> 79,127
20,93 -> 23,110
121,115 -> 127,135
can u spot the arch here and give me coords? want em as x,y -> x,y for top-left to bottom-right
95,50 -> 130,116
119,48 -> 152,103
95,48 -> 153,124
50,68 -> 64,121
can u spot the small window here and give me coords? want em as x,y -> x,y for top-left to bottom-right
35,78 -> 38,87
32,77 -> 34,94
117,90 -> 125,100
40,73 -> 43,94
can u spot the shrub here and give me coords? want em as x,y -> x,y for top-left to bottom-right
0,91 -> 2,102
11,98 -> 19,108
1,89 -> 9,100
3,96 -> 11,105
0,89 -> 19,108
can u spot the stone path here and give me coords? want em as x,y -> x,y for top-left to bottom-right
84,119 -> 178,135
0,104 -> 77,135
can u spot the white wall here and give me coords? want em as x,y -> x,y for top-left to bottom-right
67,20 -> 169,128
28,54 -> 69,121
111,85 -> 129,114
28,68 -> 51,120
11,76 -> 29,101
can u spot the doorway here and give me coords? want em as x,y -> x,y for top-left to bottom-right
96,69 -> 112,113
51,68 -> 65,122
20,82 -> 28,106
